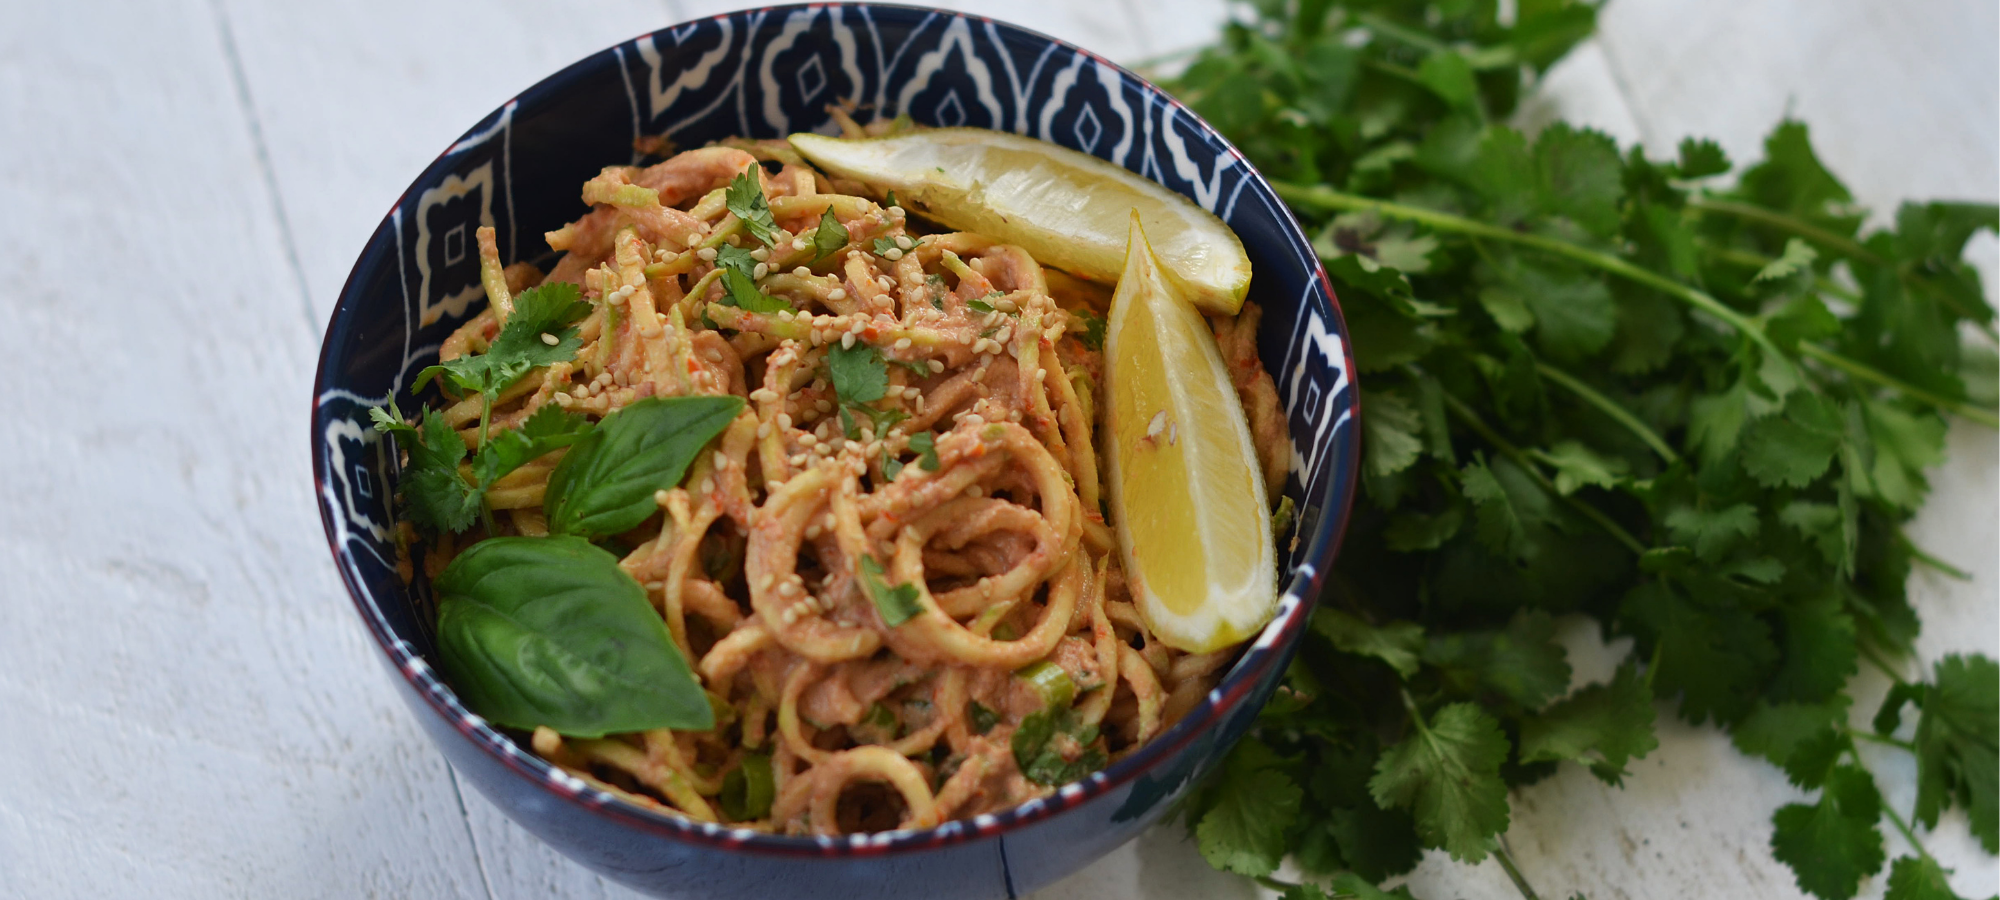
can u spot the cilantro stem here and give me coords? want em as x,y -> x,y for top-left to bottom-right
1846,727 -> 1916,753
1439,389 -> 1650,556
1878,789 -> 1937,867
1903,540 -> 1974,581
1277,183 -> 2000,427
1533,362 -> 1680,464
1794,342 -> 1999,427
1493,842 -> 1544,900
1858,641 -> 1911,686
1685,197 -> 1883,266
477,394 -> 493,448
1355,11 -> 1452,55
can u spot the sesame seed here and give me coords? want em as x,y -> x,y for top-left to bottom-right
927,359 -> 944,373
792,238 -> 808,251
685,234 -> 702,248
655,489 -> 672,504
645,581 -> 664,591
793,266 -> 810,277
1169,422 -> 1178,445
884,248 -> 904,261
893,338 -> 912,350
1035,367 -> 1047,381
815,399 -> 832,413
712,451 -> 729,470
829,288 -> 847,301
697,247 -> 717,261
805,523 -> 822,539
996,327 -> 1013,344
789,454 -> 807,466
841,332 -> 856,349
888,206 -> 906,217
753,263 -> 769,279
967,485 -> 984,498
799,433 -> 817,447
750,247 -> 769,261
751,388 -> 777,403
781,608 -> 798,625
777,413 -> 793,428
757,422 -> 772,439
1147,410 -> 1167,439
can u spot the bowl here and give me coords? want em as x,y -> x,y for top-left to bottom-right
311,4 -> 1359,898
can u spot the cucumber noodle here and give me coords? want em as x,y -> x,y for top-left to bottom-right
402,118 -> 1290,835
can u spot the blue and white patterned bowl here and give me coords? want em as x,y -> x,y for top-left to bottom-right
311,4 -> 1358,898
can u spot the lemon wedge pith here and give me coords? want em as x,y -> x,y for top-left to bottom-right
789,128 -> 1253,315
1104,214 -> 1275,654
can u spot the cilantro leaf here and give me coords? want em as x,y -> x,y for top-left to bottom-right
1531,439 -> 1628,495
1619,580 -> 1777,725
722,268 -> 793,313
1734,698 -> 1853,769
1460,455 -> 1553,562
872,236 -> 918,256
906,430 -> 940,471
1754,237 -> 1821,283
714,243 -> 760,281
1076,310 -> 1107,351
858,554 -> 922,626
471,404 -> 592,487
1363,386 -> 1424,480
1770,765 -> 1886,900
966,297 -> 997,314
1520,662 -> 1658,785
399,408 -> 481,534
1884,854 -> 1979,900
1911,654 -> 1999,852
1369,701 -> 1511,862
1675,137 -> 1731,178
1425,610 -> 1572,710
415,283 -> 590,402
1196,740 -> 1303,876
809,207 -> 848,259
1312,608 -> 1424,678
1663,503 -> 1760,561
725,168 -> 781,245
967,700 -> 1000,735
826,341 -> 888,405
1742,391 -> 1845,488
1770,595 -> 1859,704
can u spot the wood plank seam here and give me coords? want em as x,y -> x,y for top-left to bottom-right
449,770 -> 507,900
206,0 -> 320,332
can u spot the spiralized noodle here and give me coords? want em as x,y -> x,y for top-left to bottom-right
412,119 -> 1286,835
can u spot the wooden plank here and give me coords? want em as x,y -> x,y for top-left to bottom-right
0,0 -> 490,896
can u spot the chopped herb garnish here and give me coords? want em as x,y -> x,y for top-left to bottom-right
809,206 -> 848,260
373,398 -> 595,536
907,431 -> 940,471
859,553 -> 922,626
725,168 -> 781,246
721,268 -> 793,313
1076,310 -> 1107,351
414,283 -> 590,409
967,298 -> 997,314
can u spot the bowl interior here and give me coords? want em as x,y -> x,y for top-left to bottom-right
314,0 -> 1358,852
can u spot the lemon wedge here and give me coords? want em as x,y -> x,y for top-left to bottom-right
1103,214 -> 1275,653
789,128 -> 1253,314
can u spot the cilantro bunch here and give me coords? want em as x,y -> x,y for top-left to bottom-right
1162,2 -> 1999,898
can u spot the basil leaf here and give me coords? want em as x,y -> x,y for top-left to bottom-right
434,536 -> 711,737
544,395 -> 744,539
720,753 -> 775,820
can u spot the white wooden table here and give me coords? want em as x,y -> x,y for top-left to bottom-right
1,2 -> 1992,898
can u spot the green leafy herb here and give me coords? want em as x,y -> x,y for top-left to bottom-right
907,430 -> 940,471
374,400 -> 593,535
414,283 -> 590,424
433,536 -> 711,736
725,168 -> 781,246
826,341 -> 888,405
809,206 -> 848,259
966,297 -> 997,314
871,235 -> 918,256
858,553 -> 921,627
1166,2 -> 1997,898
544,395 -> 743,539
1076,309 -> 1107,351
